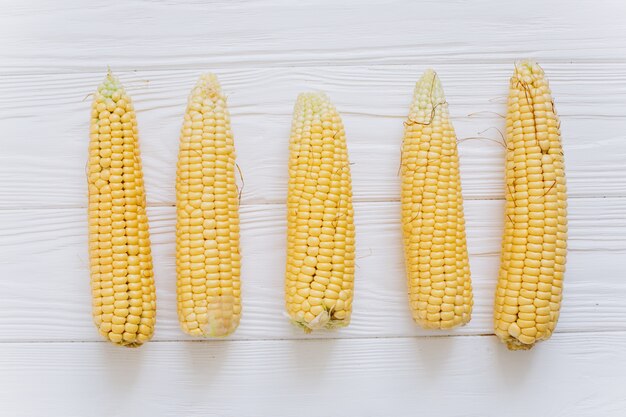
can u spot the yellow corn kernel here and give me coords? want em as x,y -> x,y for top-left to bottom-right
88,71 -> 156,347
400,70 -> 473,329
176,74 -> 241,337
494,60 -> 567,350
285,93 -> 355,332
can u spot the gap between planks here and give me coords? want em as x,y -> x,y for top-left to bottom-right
0,194 -> 623,212
1,329 -> 624,345
4,59 -> 626,78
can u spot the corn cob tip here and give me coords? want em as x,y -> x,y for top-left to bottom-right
408,69 -> 446,121
96,70 -> 124,100
296,91 -> 328,98
417,69 -> 441,87
420,68 -> 437,80
192,73 -> 223,97
514,58 -> 541,69
102,69 -> 120,85
513,60 -> 546,80
295,92 -> 332,108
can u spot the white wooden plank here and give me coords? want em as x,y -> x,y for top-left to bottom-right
1,64 -> 624,209
0,198 -> 623,342
1,333 -> 625,417
2,0 -> 625,73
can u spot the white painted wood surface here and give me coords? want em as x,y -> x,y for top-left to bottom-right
1,0 -> 625,415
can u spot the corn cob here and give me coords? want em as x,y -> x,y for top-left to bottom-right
400,70 -> 473,329
176,74 -> 241,337
494,60 -> 567,350
88,71 -> 156,347
285,93 -> 355,332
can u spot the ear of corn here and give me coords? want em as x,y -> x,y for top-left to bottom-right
285,93 -> 355,332
88,72 -> 156,347
494,60 -> 567,350
176,74 -> 241,337
400,70 -> 473,329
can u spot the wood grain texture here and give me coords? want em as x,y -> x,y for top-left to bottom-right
1,333 -> 625,417
0,198 -> 623,341
1,0 -> 625,73
0,64 -> 625,209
